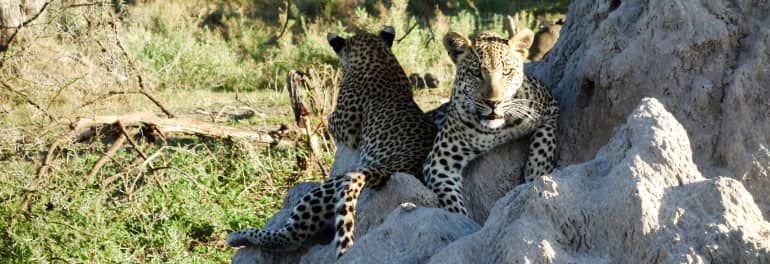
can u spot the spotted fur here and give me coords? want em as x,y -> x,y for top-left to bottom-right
423,29 -> 559,215
227,27 -> 436,258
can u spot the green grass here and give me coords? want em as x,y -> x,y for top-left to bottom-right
1,140 -> 315,262
0,0 -> 568,262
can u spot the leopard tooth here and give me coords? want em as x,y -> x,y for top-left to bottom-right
481,119 -> 506,129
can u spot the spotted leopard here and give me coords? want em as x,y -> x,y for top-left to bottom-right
423,28 -> 559,215
226,27 -> 437,258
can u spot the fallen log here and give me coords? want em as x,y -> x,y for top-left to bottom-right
71,112 -> 294,147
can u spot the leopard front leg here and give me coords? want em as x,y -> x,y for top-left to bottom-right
226,175 -> 342,250
422,133 -> 480,215
524,119 -> 557,182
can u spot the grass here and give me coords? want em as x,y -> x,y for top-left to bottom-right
0,0 -> 568,262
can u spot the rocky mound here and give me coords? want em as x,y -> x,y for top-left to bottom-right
527,0 -> 770,218
426,98 -> 770,263
234,98 -> 769,263
231,0 -> 770,262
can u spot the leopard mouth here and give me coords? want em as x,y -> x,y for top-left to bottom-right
480,114 -> 505,121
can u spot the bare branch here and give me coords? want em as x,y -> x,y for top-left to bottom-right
505,14 -> 519,38
117,121 -> 148,160
87,132 -> 128,183
62,1 -> 109,9
396,21 -> 419,43
1,80 -> 56,121
274,0 -> 291,40
108,11 -> 175,118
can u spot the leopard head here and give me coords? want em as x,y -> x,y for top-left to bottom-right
326,26 -> 396,72
443,28 -> 534,129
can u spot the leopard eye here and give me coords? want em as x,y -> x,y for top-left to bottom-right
503,67 -> 513,76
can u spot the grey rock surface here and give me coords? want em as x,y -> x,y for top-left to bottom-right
427,98 -> 770,264
462,139 -> 527,223
232,173 -> 438,263
302,205 -> 480,264
527,0 -> 770,219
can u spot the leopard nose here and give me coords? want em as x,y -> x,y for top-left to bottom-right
484,100 -> 500,109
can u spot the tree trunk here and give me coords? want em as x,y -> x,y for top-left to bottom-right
0,0 -> 47,51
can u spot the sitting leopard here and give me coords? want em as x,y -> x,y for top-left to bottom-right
227,26 -> 437,258
423,28 -> 559,215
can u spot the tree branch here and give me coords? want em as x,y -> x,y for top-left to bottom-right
108,11 -> 175,118
1,80 -> 56,121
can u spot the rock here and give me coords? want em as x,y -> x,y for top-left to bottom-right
462,139 -> 527,223
527,0 -> 770,219
336,206 -> 480,264
427,98 -> 770,263
232,173 -> 439,263
351,173 -> 439,238
301,206 -> 479,264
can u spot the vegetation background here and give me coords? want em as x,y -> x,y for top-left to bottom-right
0,0 -> 567,262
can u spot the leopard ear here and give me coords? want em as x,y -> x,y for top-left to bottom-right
509,28 -> 534,58
380,26 -> 395,48
327,33 -> 346,54
443,32 -> 472,64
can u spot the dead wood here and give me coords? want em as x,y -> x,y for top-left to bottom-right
116,121 -> 147,160
71,112 -> 292,146
286,70 -> 330,178
505,14 -> 519,38
86,132 -> 127,183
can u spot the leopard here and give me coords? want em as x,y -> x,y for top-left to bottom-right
226,26 -> 437,258
422,28 -> 560,215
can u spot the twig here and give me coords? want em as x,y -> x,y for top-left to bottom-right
108,11 -> 175,118
274,0 -> 291,40
80,89 -> 175,118
396,21 -> 419,43
0,80 -> 56,121
139,146 -> 168,169
17,133 -> 72,220
136,90 -> 174,118
86,133 -> 128,183
62,1 -> 109,9
37,138 -> 63,180
505,14 -> 519,38
116,121 -> 148,160
101,144 -> 147,186
79,90 -> 131,108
